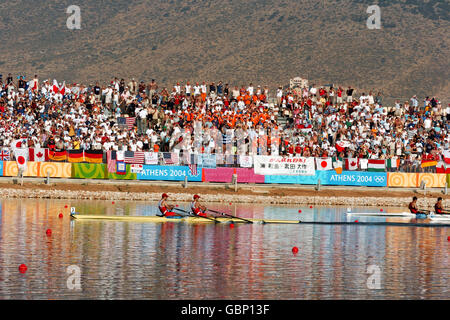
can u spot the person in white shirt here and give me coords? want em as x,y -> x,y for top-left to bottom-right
185,82 -> 191,96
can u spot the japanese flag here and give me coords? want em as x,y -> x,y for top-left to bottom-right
315,158 -> 332,171
14,148 -> 29,173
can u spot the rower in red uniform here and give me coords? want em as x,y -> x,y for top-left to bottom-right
435,197 -> 444,215
190,195 -> 208,217
408,196 -> 420,214
158,193 -> 181,217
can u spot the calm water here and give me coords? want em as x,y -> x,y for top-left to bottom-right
0,198 -> 448,300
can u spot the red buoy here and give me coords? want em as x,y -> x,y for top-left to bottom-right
380,209 -> 383,212
112,201 -> 115,204
230,223 -> 234,229
19,264 -> 27,273
46,229 -> 52,236
355,220 -> 359,223
310,206 -> 313,209
64,205 -> 68,208
229,202 -> 232,206
298,210 -> 302,213
58,213 -> 63,219
447,236 -> 450,241
292,247 -> 299,254
176,205 -> 179,207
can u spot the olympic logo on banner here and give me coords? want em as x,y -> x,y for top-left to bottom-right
374,176 -> 385,183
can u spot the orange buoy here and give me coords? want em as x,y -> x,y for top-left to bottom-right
58,213 -> 63,219
292,247 -> 299,254
19,264 -> 27,273
46,229 -> 52,236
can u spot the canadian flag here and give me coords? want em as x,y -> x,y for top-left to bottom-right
346,158 -> 359,171
29,148 -> 49,162
315,158 -> 332,171
14,148 -> 29,173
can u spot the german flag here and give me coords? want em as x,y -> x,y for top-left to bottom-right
84,150 -> 104,163
421,159 -> 438,168
49,150 -> 67,162
68,150 -> 84,163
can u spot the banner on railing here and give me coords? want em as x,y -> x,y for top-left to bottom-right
197,154 -> 216,168
137,165 -> 202,181
254,156 -> 315,176
264,170 -> 387,187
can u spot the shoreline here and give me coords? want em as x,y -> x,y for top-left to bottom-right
0,179 -> 448,208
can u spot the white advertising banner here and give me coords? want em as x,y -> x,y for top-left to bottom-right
254,156 -> 316,176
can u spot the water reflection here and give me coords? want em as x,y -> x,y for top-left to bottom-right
0,199 -> 448,299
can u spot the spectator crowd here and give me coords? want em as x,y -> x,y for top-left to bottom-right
0,72 -> 448,172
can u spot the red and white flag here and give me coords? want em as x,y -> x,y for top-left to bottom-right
14,149 -> 29,173
59,81 -> 66,95
315,158 -> 332,171
11,139 -> 27,149
346,158 -> 359,171
52,79 -> 59,93
443,150 -> 450,164
29,148 -> 49,162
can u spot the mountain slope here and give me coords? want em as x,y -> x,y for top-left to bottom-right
0,0 -> 448,103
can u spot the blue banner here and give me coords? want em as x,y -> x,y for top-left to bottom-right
137,165 -> 202,181
265,171 -> 387,187
0,161 -> 3,176
198,154 -> 216,168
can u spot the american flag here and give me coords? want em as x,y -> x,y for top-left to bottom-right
188,164 -> 197,176
163,152 -> 179,165
118,117 -> 136,130
124,151 -> 145,164
0,148 -> 10,161
106,150 -> 117,173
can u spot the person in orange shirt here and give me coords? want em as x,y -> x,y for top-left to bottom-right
153,144 -> 160,152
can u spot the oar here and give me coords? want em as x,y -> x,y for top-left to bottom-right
418,209 -> 432,215
156,207 -> 188,218
207,209 -> 253,224
174,208 -> 220,223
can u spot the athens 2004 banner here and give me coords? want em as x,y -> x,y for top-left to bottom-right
254,156 -> 315,176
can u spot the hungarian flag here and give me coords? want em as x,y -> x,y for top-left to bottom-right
345,158 -> 359,171
14,149 -> 29,173
68,150 -> 84,163
368,159 -> 386,172
84,150 -> 103,163
436,162 -> 450,174
315,158 -> 332,171
29,148 -> 49,162
49,150 -> 67,161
